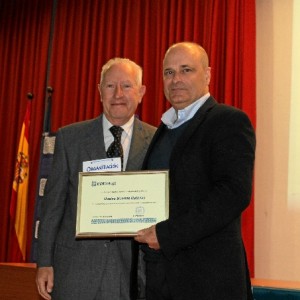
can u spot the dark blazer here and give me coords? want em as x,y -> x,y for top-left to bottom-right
37,115 -> 156,299
143,97 -> 255,300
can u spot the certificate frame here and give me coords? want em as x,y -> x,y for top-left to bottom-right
76,170 -> 169,238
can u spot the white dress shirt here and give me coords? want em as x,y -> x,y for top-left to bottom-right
161,93 -> 210,129
103,114 -> 134,171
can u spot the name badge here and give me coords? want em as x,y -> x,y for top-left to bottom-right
83,158 -> 121,173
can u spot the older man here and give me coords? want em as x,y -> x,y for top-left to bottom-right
36,58 -> 156,300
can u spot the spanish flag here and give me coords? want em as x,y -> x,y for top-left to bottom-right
9,100 -> 31,262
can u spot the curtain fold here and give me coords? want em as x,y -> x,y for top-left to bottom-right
0,0 -> 255,275
0,0 -> 53,261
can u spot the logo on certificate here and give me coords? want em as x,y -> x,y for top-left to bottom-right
135,206 -> 145,215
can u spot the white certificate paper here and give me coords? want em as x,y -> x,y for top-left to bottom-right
76,170 -> 169,238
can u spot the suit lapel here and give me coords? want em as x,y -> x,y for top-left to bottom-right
79,116 -> 152,171
127,118 -> 151,171
142,124 -> 164,164
82,115 -> 107,161
169,97 -> 217,171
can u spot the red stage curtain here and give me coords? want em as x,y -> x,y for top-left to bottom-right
0,0 -> 256,276
0,0 -> 53,261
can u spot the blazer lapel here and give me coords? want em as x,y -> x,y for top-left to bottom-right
82,115 -> 107,161
169,97 -> 217,171
127,118 -> 152,171
141,124 -> 163,170
79,116 -> 152,171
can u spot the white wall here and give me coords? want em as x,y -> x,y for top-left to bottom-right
255,0 -> 300,281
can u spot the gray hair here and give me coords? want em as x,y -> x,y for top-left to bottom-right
100,58 -> 143,86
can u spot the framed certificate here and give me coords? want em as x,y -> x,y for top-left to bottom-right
76,170 -> 169,238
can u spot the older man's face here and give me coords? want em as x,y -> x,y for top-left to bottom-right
99,63 -> 145,126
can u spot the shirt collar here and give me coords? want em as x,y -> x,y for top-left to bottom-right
162,93 -> 210,129
103,114 -> 134,136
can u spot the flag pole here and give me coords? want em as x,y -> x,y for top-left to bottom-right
43,86 -> 53,135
